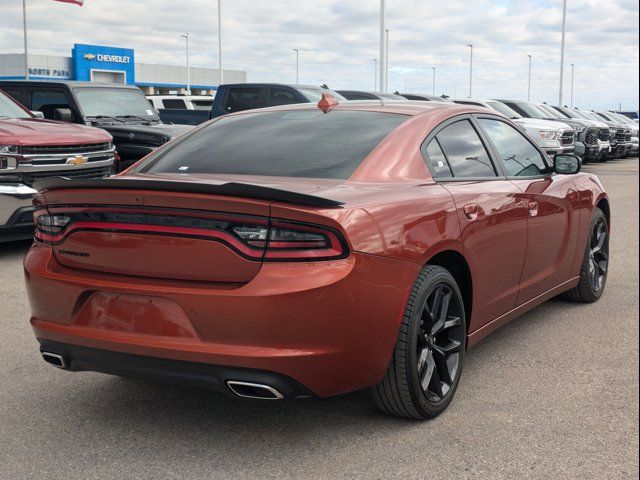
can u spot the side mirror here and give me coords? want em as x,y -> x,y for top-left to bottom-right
30,110 -> 45,119
554,154 -> 582,175
53,108 -> 74,122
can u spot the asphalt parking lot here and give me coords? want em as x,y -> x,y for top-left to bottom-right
0,158 -> 638,480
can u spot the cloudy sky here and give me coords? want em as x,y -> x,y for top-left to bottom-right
1,0 -> 638,110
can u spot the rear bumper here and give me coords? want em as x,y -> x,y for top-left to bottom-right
38,339 -> 315,399
25,245 -> 419,397
0,184 -> 36,242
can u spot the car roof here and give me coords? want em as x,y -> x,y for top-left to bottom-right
221,98 -> 492,118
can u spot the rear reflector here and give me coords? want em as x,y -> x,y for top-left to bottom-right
34,207 -> 348,262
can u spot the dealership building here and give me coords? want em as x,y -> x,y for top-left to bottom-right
0,43 -> 246,94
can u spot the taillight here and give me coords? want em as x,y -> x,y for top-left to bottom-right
263,221 -> 346,261
34,207 -> 348,261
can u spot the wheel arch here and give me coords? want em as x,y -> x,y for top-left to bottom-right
595,195 -> 610,229
425,249 -> 473,334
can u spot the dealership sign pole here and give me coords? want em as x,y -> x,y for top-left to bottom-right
22,0 -> 29,80
218,0 -> 223,85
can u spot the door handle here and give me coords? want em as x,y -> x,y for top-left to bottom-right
528,201 -> 539,217
464,204 -> 479,220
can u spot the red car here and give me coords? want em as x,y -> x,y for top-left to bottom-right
25,97 -> 610,419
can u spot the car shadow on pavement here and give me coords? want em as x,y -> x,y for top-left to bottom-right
0,239 -> 32,258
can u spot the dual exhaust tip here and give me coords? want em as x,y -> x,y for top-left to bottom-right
41,351 -> 285,400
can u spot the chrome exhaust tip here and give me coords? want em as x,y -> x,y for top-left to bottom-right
41,352 -> 67,369
226,381 -> 284,400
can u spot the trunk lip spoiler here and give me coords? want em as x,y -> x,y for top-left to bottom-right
33,177 -> 344,208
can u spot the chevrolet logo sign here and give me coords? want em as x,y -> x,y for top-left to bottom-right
66,155 -> 88,166
83,53 -> 96,60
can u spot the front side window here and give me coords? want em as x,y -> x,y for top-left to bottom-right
267,88 -> 301,107
478,118 -> 550,177
31,90 -> 70,119
140,110 -> 408,180
434,120 -> 497,178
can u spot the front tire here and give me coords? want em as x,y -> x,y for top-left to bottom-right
373,265 -> 466,420
564,207 -> 609,303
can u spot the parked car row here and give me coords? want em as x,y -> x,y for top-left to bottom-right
0,79 -> 636,244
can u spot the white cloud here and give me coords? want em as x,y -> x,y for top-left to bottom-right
1,0 -> 638,109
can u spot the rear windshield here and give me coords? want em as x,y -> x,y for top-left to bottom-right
141,110 -> 408,179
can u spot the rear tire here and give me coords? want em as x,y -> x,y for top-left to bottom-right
563,207 -> 609,303
372,265 -> 466,420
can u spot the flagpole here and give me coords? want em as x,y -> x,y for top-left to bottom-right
23,0 -> 29,80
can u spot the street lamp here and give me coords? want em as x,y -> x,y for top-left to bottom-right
559,0 -> 567,105
379,0 -> 386,93
181,31 -> 191,94
293,49 -> 300,84
432,66 -> 436,96
373,59 -> 378,91
218,0 -> 223,85
385,29 -> 390,92
570,63 -> 575,107
527,54 -> 532,101
467,44 -> 473,98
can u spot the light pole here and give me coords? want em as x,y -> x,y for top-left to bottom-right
432,66 -> 436,96
559,0 -> 567,105
22,0 -> 29,80
218,0 -> 223,85
293,49 -> 300,84
181,32 -> 191,94
570,63 -> 575,107
385,29 -> 390,92
467,44 -> 473,98
379,0 -> 386,93
373,59 -> 378,91
527,54 -> 532,101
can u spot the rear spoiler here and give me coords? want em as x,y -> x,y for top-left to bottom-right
33,177 -> 344,208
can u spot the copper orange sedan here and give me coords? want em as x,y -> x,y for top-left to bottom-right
25,97 -> 610,419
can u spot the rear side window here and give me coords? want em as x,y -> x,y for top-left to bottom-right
162,99 -> 187,109
425,140 -> 453,178
142,110 -> 408,179
223,87 -> 262,113
434,120 -> 497,178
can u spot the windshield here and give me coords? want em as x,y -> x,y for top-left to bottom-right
581,111 -> 606,122
74,87 -> 158,119
570,109 -> 595,121
140,110 -> 408,179
536,104 -> 563,118
513,102 -> 551,119
609,112 -> 634,124
298,88 -> 347,102
0,91 -> 31,119
486,101 -> 521,119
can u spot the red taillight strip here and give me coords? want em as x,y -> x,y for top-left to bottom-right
36,221 -> 264,259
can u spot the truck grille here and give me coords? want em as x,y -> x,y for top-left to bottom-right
585,128 -> 598,146
560,130 -> 574,145
19,143 -> 112,155
616,129 -> 626,142
597,129 -> 610,142
21,166 -> 112,186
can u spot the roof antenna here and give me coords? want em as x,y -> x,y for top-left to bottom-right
318,93 -> 339,113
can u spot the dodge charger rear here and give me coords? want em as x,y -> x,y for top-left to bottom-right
25,99 -> 609,419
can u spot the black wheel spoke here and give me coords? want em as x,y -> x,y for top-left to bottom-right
419,349 -> 436,392
588,218 -> 609,293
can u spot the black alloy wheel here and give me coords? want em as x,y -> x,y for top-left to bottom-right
373,265 -> 467,420
564,207 -> 609,303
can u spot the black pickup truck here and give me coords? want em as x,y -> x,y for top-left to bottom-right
158,83 -> 346,126
0,81 -> 192,171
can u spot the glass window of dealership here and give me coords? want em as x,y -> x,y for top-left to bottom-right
0,43 -> 246,94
